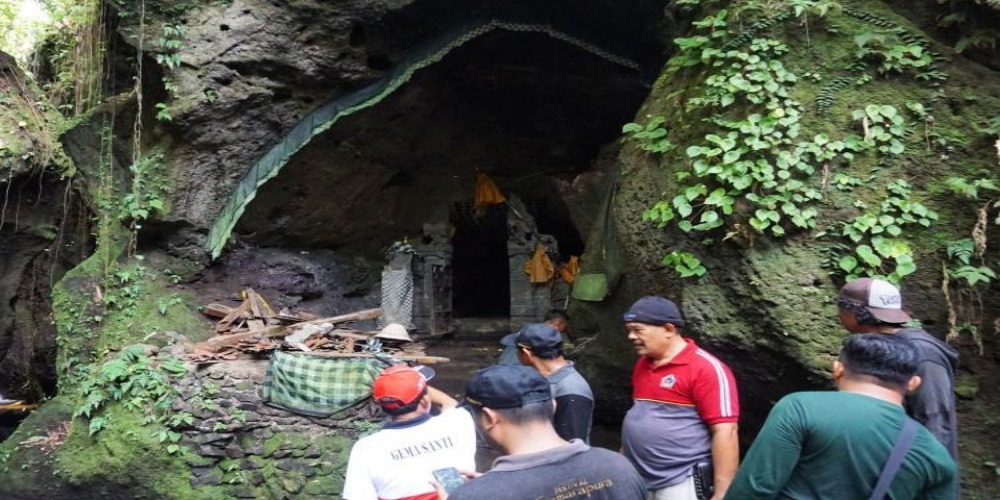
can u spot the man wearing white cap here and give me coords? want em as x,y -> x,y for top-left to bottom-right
836,277 -> 959,461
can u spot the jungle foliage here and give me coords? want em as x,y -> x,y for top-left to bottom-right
622,0 -> 999,349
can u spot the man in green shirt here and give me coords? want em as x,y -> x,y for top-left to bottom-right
725,334 -> 957,499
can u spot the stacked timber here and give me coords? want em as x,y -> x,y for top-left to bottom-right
187,289 -> 447,365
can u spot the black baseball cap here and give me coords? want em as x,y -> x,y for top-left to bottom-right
623,296 -> 686,327
500,323 -> 562,350
462,365 -> 552,409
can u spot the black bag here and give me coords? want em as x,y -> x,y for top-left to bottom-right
693,461 -> 714,500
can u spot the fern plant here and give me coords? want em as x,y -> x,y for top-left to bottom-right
74,346 -> 189,438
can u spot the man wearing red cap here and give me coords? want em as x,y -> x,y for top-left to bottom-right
621,296 -> 740,500
836,278 -> 959,461
343,365 -> 476,500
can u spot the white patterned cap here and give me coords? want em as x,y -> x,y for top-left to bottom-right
839,278 -> 912,324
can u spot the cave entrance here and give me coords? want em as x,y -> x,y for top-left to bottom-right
231,24 -> 658,333
450,203 -> 510,318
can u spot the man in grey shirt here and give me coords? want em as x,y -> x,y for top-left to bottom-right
497,309 -> 569,365
504,322 -> 594,442
441,365 -> 645,500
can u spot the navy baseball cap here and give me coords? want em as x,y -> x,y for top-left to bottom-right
500,323 -> 562,350
623,296 -> 686,327
463,365 -> 552,409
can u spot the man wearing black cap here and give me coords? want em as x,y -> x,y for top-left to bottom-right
621,296 -> 740,500
497,309 -> 570,365
444,365 -> 646,500
505,322 -> 594,442
836,277 -> 959,461
343,365 -> 476,500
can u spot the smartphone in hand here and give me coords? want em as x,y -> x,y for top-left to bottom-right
432,467 -> 466,494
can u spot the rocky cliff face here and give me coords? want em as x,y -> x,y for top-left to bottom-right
569,0 -> 1000,494
0,51 -> 82,403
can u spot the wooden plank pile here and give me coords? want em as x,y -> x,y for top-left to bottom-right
186,289 -> 447,365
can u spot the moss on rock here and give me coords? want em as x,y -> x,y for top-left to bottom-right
572,0 -> 1000,468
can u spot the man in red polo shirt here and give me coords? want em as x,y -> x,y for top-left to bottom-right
621,296 -> 739,500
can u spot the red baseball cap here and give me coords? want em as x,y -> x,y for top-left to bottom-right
372,365 -> 435,411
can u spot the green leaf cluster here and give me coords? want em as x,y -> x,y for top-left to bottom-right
101,264 -> 148,315
944,177 -> 999,200
154,24 -> 186,70
852,104 -> 906,155
656,16 -> 867,243
622,116 -> 676,154
835,180 -> 938,282
854,32 -> 933,75
946,238 -> 996,287
120,153 -> 168,229
662,251 -> 707,278
836,236 -> 916,283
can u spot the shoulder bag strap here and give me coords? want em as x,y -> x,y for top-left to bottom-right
868,418 -> 920,500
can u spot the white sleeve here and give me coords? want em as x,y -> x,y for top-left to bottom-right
342,442 -> 378,500
443,407 -> 478,471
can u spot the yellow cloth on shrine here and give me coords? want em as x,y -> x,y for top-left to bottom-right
559,255 -> 580,284
524,244 -> 555,284
474,172 -> 506,216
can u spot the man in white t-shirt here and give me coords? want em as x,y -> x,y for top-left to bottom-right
343,365 -> 476,500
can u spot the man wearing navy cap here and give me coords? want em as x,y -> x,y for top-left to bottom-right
444,365 -> 645,500
497,309 -> 570,365
504,322 -> 594,442
621,296 -> 740,500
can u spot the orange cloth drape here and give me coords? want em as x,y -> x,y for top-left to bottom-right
474,172 -> 506,216
559,255 -> 580,284
524,243 -> 555,284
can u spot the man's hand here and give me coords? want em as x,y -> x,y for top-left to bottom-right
427,386 -> 458,410
709,422 -> 739,500
431,479 -> 448,500
431,470 -> 481,499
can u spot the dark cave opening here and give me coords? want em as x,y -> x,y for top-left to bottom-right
450,204 -> 511,318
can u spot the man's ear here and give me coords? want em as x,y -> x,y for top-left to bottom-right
906,375 -> 922,394
481,407 -> 500,427
419,393 -> 433,410
831,360 -> 845,382
662,323 -> 677,336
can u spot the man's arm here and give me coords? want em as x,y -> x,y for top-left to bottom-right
906,362 -> 956,456
553,395 -> 594,442
924,464 -> 959,500
689,357 -> 741,499
342,444 -> 378,500
724,397 -> 804,499
427,386 -> 458,410
709,422 -> 739,500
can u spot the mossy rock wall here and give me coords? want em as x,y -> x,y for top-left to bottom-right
571,0 -> 1000,461
1,358 -> 374,499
